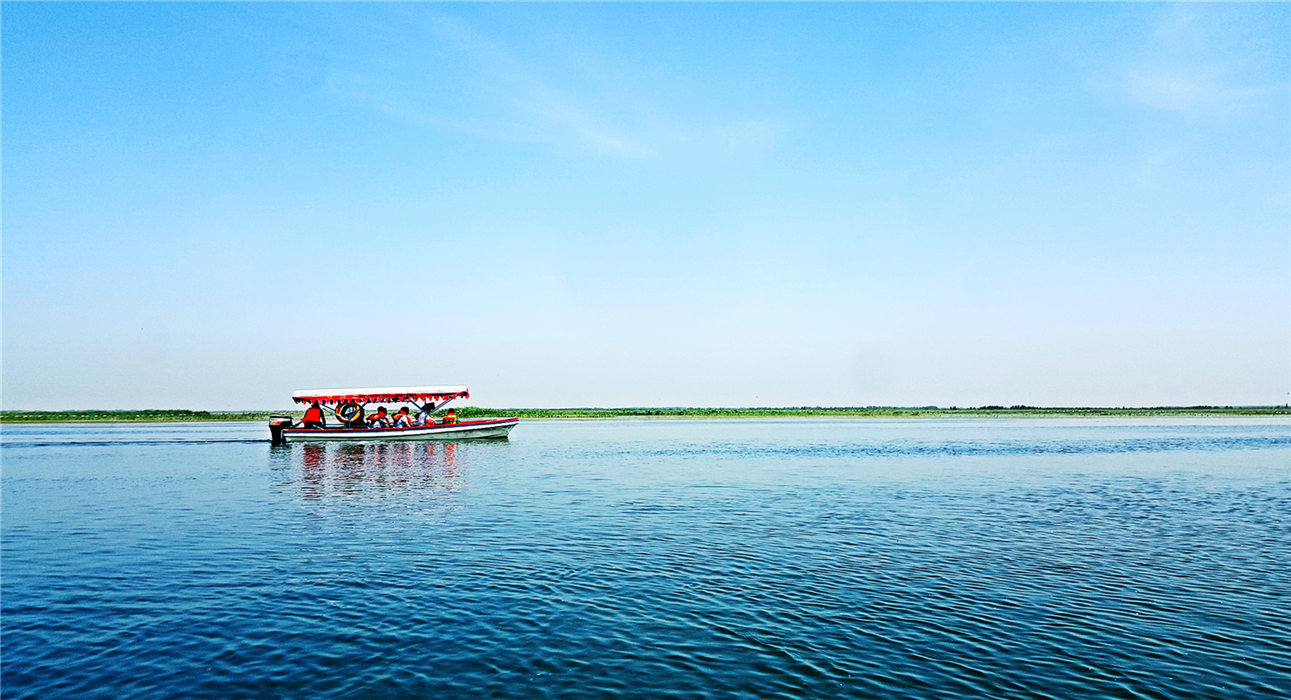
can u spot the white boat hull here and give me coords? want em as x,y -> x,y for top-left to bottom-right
280,418 -> 518,442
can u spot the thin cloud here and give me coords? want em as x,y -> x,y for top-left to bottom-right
1124,67 -> 1284,117
327,8 -> 779,161
1119,6 -> 1287,117
324,9 -> 653,158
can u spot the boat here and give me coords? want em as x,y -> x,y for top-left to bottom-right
268,386 -> 518,443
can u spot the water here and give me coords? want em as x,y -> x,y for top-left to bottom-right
3,418 -> 1289,698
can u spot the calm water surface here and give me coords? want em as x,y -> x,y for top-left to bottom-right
3,418 -> 1289,698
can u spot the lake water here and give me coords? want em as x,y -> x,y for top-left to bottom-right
3,418 -> 1289,698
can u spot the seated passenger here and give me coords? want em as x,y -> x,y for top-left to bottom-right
302,401 -> 326,430
416,411 -> 434,426
443,408 -> 458,424
392,407 -> 413,427
367,406 -> 391,428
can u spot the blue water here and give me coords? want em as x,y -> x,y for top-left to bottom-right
3,418 -> 1289,698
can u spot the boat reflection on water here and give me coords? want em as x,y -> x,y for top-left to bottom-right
273,441 -> 469,498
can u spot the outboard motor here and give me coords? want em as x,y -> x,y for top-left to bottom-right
268,415 -> 294,444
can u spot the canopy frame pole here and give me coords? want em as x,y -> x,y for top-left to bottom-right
420,398 -> 454,416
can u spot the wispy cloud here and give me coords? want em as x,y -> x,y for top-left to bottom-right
1119,6 -> 1287,117
524,97 -> 655,159
1123,67 -> 1282,117
427,12 -> 661,157
325,7 -> 780,160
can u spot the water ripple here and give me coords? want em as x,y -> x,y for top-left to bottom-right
2,419 -> 1289,698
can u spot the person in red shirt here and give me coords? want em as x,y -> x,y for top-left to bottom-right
443,409 -> 458,425
302,402 -> 326,430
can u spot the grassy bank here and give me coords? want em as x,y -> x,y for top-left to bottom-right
0,410 -> 283,423
457,406 -> 1291,419
2,406 -> 1288,423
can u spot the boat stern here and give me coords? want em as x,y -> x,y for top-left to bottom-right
269,415 -> 294,444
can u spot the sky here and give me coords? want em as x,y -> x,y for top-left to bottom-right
3,2 -> 1288,410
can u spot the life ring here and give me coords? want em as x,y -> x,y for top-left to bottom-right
335,403 -> 361,423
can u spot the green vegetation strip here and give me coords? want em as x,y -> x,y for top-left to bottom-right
0,410 -> 283,423
2,406 -> 1287,423
459,406 -> 1291,418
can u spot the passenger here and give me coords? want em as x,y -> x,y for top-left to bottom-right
443,408 -> 458,425
392,407 -> 413,427
416,410 -> 434,426
302,401 -> 326,430
367,406 -> 391,428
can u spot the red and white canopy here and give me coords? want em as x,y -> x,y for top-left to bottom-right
292,385 -> 469,405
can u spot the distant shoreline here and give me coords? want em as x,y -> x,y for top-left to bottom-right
2,406 -> 1288,423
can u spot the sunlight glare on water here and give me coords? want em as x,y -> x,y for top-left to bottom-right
3,418 -> 1290,698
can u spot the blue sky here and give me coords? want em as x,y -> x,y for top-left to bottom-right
3,3 -> 1288,409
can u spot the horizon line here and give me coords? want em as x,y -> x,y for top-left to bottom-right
4,405 -> 1289,413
